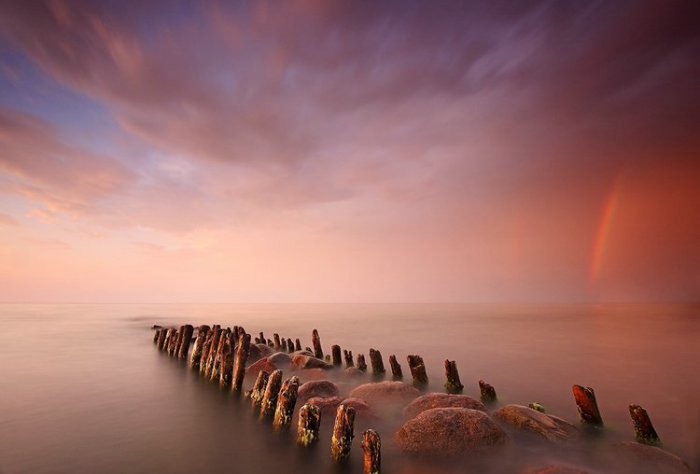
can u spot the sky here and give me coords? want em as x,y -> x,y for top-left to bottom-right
0,0 -> 698,303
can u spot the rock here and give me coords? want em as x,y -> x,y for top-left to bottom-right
306,396 -> 343,418
268,352 -> 292,366
493,404 -> 579,442
245,358 -> 277,378
304,396 -> 377,420
296,368 -> 329,381
609,441 -> 691,473
339,397 -> 375,419
297,380 -> 339,406
523,464 -> 592,474
292,349 -> 315,357
349,381 -> 420,408
345,367 -> 365,377
396,407 -> 508,456
291,353 -> 333,370
403,393 -> 487,420
249,343 -> 274,362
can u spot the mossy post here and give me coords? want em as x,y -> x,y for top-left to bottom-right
249,370 -> 270,413
389,355 -> 402,380
572,384 -> 603,426
444,359 -> 464,394
297,404 -> 321,447
331,345 -> 342,367
407,355 -> 428,388
344,349 -> 354,367
312,329 -> 323,359
331,404 -> 355,463
178,324 -> 194,360
189,325 -> 210,369
362,429 -> 381,474
369,349 -> 386,377
357,354 -> 367,372
273,333 -> 281,350
629,404 -> 660,445
273,376 -> 300,431
231,333 -> 251,394
479,379 -> 497,403
260,369 -> 283,419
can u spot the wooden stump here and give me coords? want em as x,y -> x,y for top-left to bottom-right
249,370 -> 270,413
281,338 -> 288,352
357,354 -> 367,372
200,326 -> 220,374
172,326 -> 185,357
479,379 -> 497,403
231,333 -> 251,394
287,338 -> 294,353
332,345 -> 342,367
407,355 -> 428,388
208,328 -> 228,381
273,333 -> 281,350
189,325 -> 210,369
389,355 -> 402,380
312,329 -> 323,359
157,328 -> 168,350
273,376 -> 300,431
219,337 -> 233,388
295,338 -> 302,351
331,405 -> 356,463
153,328 -> 161,344
178,324 -> 194,360
444,359 -> 464,394
369,349 -> 386,376
572,384 -> 603,426
344,349 -> 354,367
297,403 -> 321,447
362,429 -> 381,474
629,404 -> 660,445
260,369 -> 283,419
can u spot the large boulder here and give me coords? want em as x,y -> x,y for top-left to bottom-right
340,397 -> 375,419
248,343 -> 274,362
403,393 -> 486,419
245,357 -> 277,378
349,381 -> 420,408
396,407 -> 508,456
297,380 -> 339,406
304,396 -> 377,420
291,353 -> 332,370
493,405 -> 579,442
267,352 -> 292,367
607,441 -> 691,473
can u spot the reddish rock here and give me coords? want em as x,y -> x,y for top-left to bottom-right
268,352 -> 292,366
396,407 -> 508,456
340,397 -> 375,419
297,368 -> 329,382
245,358 -> 277,378
345,367 -> 365,377
291,353 -> 333,370
523,464 -> 592,474
306,396 -> 343,418
403,393 -> 486,420
493,405 -> 579,442
609,441 -> 691,473
297,380 -> 339,406
248,343 -> 274,362
349,381 -> 420,408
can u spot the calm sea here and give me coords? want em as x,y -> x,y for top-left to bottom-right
0,303 -> 698,473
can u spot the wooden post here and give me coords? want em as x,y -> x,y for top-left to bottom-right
259,332 -> 265,345
479,380 -> 497,403
362,429 -> 381,474
572,384 -> 603,426
444,360 -> 464,394
249,370 -> 270,413
297,404 -> 321,447
312,329 -> 323,359
200,326 -> 220,374
287,338 -> 295,353
189,325 -> 210,369
267,338 -> 273,347
160,328 -> 172,351
208,328 -> 228,381
260,369 -> 283,419
407,355 -> 428,388
157,328 -> 168,350
295,338 -> 302,351
629,404 -> 660,445
219,337 -> 233,388
273,333 -> 281,350
369,348 -> 386,376
172,326 -> 185,357
331,405 -> 355,463
153,328 -> 161,344
178,324 -> 194,360
332,345 -> 342,367
273,376 -> 300,431
231,333 -> 251,394
281,338 -> 288,352
357,354 -> 367,372
389,355 -> 402,380
344,349 -> 354,367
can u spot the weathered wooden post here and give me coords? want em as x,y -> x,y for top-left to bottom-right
312,329 -> 323,359
208,328 -> 228,381
157,328 -> 168,350
297,404 -> 321,447
389,355 -> 402,380
178,324 -> 194,360
281,338 -> 288,352
444,360 -> 464,394
287,338 -> 294,353
331,405 -> 356,463
231,333 -> 251,394
153,328 -> 161,344
189,325 -> 210,369
219,337 -> 233,388
295,338 -> 302,351
260,369 -> 283,419
171,326 -> 185,356
249,370 -> 270,413
273,333 -> 281,350
369,348 -> 386,376
629,404 -> 660,445
267,338 -> 273,347
357,354 -> 367,372
572,384 -> 603,426
200,326 -> 220,374
159,328 -> 171,351
332,345 -> 342,367
362,429 -> 381,474
259,332 -> 265,345
273,376 -> 300,431
344,349 -> 354,367
407,355 -> 428,388
479,379 -> 497,403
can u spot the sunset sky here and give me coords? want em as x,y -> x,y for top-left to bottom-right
0,1 -> 698,303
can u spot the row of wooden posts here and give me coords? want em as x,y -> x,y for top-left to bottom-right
153,323 -> 662,473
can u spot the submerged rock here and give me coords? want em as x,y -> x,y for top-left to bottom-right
297,380 -> 339,406
291,353 -> 333,370
493,404 -> 579,442
608,441 -> 691,473
349,381 -> 420,408
396,407 -> 508,456
305,396 -> 376,420
403,393 -> 487,419
245,358 -> 277,378
523,464 -> 592,474
344,367 -> 365,377
267,352 -> 292,366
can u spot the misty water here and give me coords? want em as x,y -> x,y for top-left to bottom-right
0,303 -> 698,473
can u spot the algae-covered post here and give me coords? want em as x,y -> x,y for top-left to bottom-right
332,345 -> 342,367
297,403 -> 321,447
273,376 -> 300,431
407,355 -> 428,388
389,355 -> 403,380
629,404 -> 661,445
357,354 -> 367,372
249,370 -> 270,413
312,329 -> 323,359
572,384 -> 603,426
369,349 -> 386,377
444,359 -> 464,394
331,405 -> 355,463
189,325 -> 210,369
479,379 -> 497,403
344,349 -> 354,367
231,332 -> 251,394
362,429 -> 381,474
260,369 -> 283,419
178,324 -> 194,360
